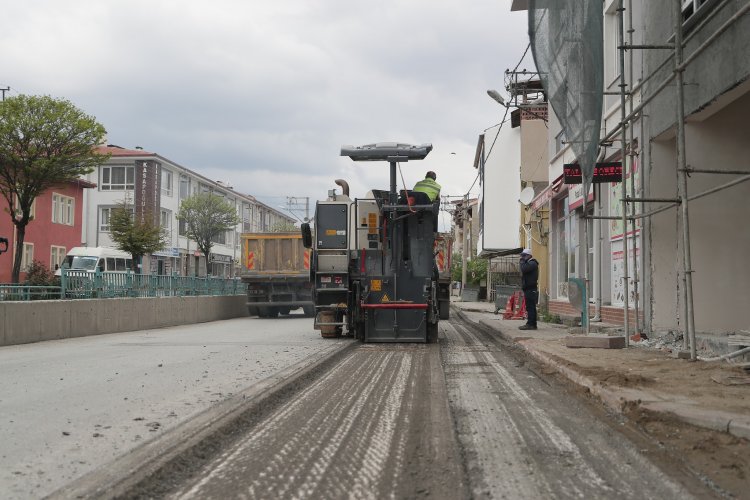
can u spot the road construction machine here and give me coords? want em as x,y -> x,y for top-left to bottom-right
301,142 -> 451,342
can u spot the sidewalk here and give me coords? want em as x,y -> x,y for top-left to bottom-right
451,300 -> 750,440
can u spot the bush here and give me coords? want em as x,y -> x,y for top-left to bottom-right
24,260 -> 59,286
450,254 -> 488,286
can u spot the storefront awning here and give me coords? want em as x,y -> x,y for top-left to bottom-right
530,174 -> 565,211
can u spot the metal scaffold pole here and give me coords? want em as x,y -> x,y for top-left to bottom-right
618,0 -> 630,347
628,0 -> 641,338
673,0 -> 697,361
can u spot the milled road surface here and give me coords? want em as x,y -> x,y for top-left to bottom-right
169,343 -> 464,499
0,314 -> 347,500
156,314 -> 695,499
442,317 -> 693,499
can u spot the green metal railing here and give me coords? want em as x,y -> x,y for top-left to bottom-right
0,270 -> 246,301
0,285 -> 63,301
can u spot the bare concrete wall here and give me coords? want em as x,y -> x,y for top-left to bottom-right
647,92 -> 750,333
0,296 -> 248,347
643,1 -> 750,138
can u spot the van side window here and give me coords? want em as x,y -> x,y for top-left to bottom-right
116,258 -> 126,271
107,258 -> 116,271
126,259 -> 133,271
97,259 -> 105,272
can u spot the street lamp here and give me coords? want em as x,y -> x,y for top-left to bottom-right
486,89 -> 506,106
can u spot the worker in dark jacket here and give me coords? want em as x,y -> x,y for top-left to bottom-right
519,248 -> 539,330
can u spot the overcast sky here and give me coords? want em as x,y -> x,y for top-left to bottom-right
2,0 -> 531,226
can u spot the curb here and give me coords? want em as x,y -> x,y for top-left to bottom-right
48,339 -> 358,499
454,307 -> 750,441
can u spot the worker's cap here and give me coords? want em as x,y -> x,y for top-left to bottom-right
521,248 -> 532,255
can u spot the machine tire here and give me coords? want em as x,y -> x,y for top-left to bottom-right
302,305 -> 315,317
354,321 -> 366,341
247,306 -> 259,316
427,322 -> 439,343
438,299 -> 450,320
278,307 -> 291,316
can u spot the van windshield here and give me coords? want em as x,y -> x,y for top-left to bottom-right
65,256 -> 99,271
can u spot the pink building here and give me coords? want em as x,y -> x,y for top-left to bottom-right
0,180 -> 95,283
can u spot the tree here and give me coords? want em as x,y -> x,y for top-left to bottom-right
0,95 -> 108,282
109,200 -> 168,271
178,193 -> 239,274
270,220 -> 298,232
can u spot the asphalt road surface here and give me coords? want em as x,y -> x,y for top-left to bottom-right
0,314 -> 347,499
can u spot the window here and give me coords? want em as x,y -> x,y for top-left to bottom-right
100,206 -> 134,232
160,209 -> 172,238
14,198 -> 36,220
100,207 -> 112,232
681,0 -> 720,32
212,231 -> 226,245
52,194 -> 75,225
161,169 -> 173,196
556,197 -> 575,299
50,245 -> 66,270
21,243 -> 34,271
243,204 -> 252,232
178,218 -> 187,236
101,166 -> 135,190
179,175 -> 189,199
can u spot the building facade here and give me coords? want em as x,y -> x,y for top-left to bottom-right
518,0 -> 750,335
0,179 -> 95,282
82,145 -> 295,278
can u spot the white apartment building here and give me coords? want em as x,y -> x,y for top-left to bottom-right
81,145 -> 295,277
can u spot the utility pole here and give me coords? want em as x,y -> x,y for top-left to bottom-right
285,196 -> 310,222
461,194 -> 469,298
0,87 -> 9,101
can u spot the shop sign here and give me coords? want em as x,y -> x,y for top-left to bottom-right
153,247 -> 179,257
563,162 -> 623,184
134,160 -> 161,224
210,254 -> 232,263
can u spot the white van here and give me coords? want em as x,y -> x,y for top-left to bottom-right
55,247 -> 134,276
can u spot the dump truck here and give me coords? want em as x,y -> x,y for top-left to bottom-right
240,232 -> 314,317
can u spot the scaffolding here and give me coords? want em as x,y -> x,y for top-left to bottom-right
529,0 -> 750,360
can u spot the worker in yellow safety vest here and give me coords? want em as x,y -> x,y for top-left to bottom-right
412,171 -> 441,202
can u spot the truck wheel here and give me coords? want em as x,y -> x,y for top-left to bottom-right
258,306 -> 278,318
302,305 -> 315,317
278,307 -> 291,316
247,306 -> 259,316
